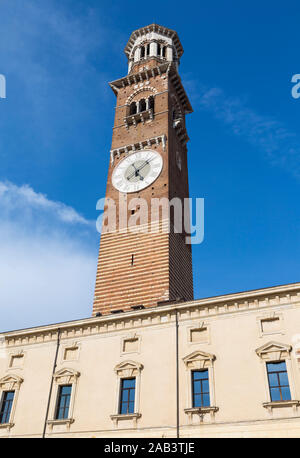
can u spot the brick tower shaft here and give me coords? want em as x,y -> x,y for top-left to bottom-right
93,24 -> 193,315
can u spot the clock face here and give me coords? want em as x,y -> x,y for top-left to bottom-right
112,150 -> 163,193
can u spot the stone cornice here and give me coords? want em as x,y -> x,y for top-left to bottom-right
110,134 -> 166,165
1,282 -> 299,346
109,63 -> 193,114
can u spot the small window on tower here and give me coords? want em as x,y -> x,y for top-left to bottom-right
157,43 -> 161,56
148,96 -> 154,111
129,102 -> 137,115
162,46 -> 166,58
139,99 -> 146,112
140,46 -> 145,58
146,44 -> 150,56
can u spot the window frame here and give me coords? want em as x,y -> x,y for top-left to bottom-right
255,341 -> 299,410
256,313 -> 284,338
55,384 -> 72,420
0,375 -> 23,430
111,360 -> 143,427
183,350 -> 218,424
0,390 -> 15,425
47,368 -> 80,430
191,369 -> 210,408
119,377 -> 136,415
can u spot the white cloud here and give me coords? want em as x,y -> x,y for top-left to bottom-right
0,181 -> 93,226
0,181 -> 98,332
184,79 -> 300,178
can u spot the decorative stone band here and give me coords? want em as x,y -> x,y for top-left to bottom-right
110,134 -> 167,165
2,283 -> 300,349
109,62 -> 193,114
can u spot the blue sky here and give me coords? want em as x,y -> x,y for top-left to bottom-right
0,0 -> 299,331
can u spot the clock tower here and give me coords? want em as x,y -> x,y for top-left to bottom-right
93,24 -> 194,315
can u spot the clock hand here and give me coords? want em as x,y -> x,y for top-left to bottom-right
134,157 -> 154,174
126,156 -> 154,180
127,164 -> 140,180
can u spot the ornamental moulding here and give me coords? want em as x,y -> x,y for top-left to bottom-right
1,283 -> 300,348
255,341 -> 292,360
183,350 -> 216,370
126,86 -> 157,106
0,374 -> 23,391
110,134 -> 167,165
114,360 -> 143,378
53,368 -> 80,384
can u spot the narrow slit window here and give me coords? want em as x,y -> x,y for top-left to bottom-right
131,254 -> 134,266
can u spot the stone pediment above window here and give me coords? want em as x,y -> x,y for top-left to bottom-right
183,350 -> 216,370
255,341 -> 292,360
0,374 -> 23,391
53,368 -> 80,384
114,360 -> 143,378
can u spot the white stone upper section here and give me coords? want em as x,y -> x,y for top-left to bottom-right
124,24 -> 183,73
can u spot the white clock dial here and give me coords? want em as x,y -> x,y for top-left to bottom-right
112,150 -> 163,193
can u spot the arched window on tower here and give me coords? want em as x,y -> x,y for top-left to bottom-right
140,46 -> 145,58
157,43 -> 161,57
146,43 -> 150,56
129,102 -> 137,115
162,46 -> 166,58
148,96 -> 154,112
139,99 -> 146,112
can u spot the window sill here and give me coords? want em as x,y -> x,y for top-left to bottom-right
263,400 -> 300,412
47,418 -> 74,430
0,422 -> 14,431
184,407 -> 219,424
110,413 -> 141,428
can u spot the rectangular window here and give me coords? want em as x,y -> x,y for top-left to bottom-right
0,391 -> 15,424
119,378 -> 135,414
192,370 -> 210,408
267,361 -> 291,402
55,385 -> 72,420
